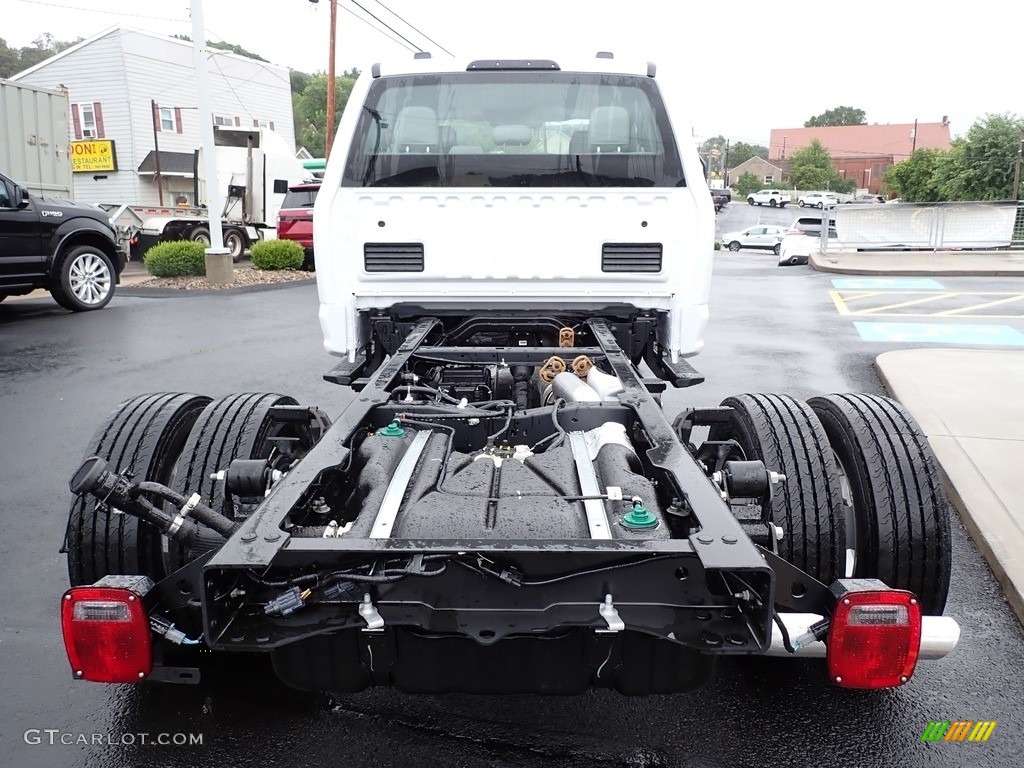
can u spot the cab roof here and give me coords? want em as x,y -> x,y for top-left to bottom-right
368,52 -> 657,79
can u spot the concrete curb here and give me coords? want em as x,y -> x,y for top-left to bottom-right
875,349 -> 1024,629
811,250 -> 1024,276
117,278 -> 316,298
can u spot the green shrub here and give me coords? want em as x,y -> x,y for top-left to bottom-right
143,240 -> 206,277
714,241 -> 721,251
251,239 -> 304,270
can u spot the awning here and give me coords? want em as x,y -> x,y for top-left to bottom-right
137,150 -> 195,177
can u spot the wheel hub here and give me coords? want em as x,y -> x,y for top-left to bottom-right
69,254 -> 111,304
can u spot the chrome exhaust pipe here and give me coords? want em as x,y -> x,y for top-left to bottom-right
764,613 -> 961,659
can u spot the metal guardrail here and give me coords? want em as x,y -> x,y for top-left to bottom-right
834,200 -> 1019,251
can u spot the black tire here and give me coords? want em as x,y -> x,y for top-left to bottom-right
189,226 -> 211,246
769,199 -> 777,208
166,392 -> 313,567
224,229 -> 245,263
747,198 -> 754,206
728,241 -> 741,252
816,202 -> 824,210
807,394 -> 951,615
773,243 -> 781,256
66,393 -> 212,586
709,393 -> 845,584
50,245 -> 116,311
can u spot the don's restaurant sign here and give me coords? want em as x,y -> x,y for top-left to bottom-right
70,140 -> 118,173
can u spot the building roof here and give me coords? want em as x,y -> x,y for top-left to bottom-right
137,151 -> 195,176
8,25 -> 291,81
768,122 -> 952,162
729,155 -> 783,174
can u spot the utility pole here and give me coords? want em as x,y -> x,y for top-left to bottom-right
723,139 -> 730,186
1013,133 -> 1024,202
327,0 -> 337,158
150,100 -> 164,205
911,118 -> 918,154
310,0 -> 338,159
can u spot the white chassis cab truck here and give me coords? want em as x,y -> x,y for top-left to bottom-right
60,54 -> 958,695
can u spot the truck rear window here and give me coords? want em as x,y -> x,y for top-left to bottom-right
281,189 -> 318,208
342,71 -> 686,188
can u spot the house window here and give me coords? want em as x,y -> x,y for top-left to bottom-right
72,102 -> 105,139
213,114 -> 233,127
80,104 -> 97,138
253,118 -> 276,130
763,174 -> 774,184
159,107 -> 175,132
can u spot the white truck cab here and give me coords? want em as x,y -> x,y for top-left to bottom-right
315,53 -> 714,365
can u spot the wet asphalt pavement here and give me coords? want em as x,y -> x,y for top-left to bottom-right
2,259 -> 1023,768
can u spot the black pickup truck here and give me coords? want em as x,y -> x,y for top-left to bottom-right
0,171 -> 123,311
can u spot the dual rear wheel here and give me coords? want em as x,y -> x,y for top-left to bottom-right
66,391 -> 320,586
708,392 -> 951,614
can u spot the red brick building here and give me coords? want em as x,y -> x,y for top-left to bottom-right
767,120 -> 952,194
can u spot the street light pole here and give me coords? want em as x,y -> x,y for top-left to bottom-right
191,0 -> 232,284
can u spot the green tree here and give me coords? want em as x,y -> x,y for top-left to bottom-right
882,148 -> 945,202
805,106 -> 867,128
786,138 -> 854,192
292,70 -> 360,157
787,139 -> 835,187
931,113 -> 1024,200
699,135 -> 726,155
733,172 -> 762,197
727,141 -> 769,168
0,33 -> 81,77
172,34 -> 269,62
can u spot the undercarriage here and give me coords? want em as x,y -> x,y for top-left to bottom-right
61,313 -> 959,694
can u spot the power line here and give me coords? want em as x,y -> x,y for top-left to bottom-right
348,0 -> 424,53
211,55 -> 254,121
336,3 -> 419,55
14,0 -> 187,23
371,0 -> 454,57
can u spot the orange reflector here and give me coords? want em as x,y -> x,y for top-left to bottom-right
827,589 -> 921,689
61,586 -> 152,683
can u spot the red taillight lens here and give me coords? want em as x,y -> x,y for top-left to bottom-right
827,590 -> 922,689
61,587 -> 152,683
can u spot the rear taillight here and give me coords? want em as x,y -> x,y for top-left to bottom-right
61,577 -> 154,683
827,583 -> 922,689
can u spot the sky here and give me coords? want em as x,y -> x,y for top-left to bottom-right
2,0 -> 1017,145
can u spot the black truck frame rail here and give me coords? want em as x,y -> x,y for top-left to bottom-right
192,318 -> 831,668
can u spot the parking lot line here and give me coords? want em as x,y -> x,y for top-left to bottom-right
832,290 -> 1024,319
854,322 -> 1024,345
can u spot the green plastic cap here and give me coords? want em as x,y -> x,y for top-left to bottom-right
378,420 -> 406,437
622,501 -> 658,529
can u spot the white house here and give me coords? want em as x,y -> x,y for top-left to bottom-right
10,26 -> 296,207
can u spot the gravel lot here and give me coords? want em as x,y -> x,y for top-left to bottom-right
130,267 -> 314,291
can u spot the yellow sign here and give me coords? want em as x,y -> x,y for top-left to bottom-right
70,140 -> 118,173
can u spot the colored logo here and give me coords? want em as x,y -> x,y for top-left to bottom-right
921,721 -> 996,742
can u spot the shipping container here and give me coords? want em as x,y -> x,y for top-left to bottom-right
0,80 -> 73,199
